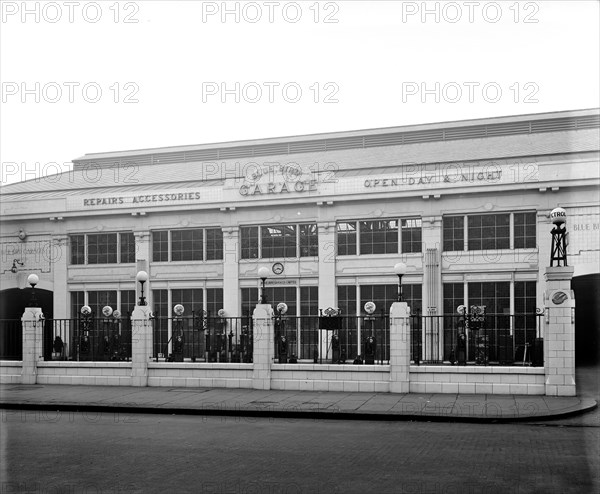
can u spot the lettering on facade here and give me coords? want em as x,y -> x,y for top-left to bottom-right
82,192 -> 202,207
364,170 -> 503,188
240,162 -> 318,196
572,223 -> 600,231
239,180 -> 318,196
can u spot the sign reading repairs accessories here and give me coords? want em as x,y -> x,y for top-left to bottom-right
69,189 -> 221,210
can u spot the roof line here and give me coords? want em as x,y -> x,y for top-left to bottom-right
73,108 -> 600,161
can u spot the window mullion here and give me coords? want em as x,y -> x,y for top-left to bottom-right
398,218 -> 402,254
509,213 -> 515,250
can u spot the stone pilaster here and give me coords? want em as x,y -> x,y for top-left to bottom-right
317,221 -> 336,310
52,235 -> 69,319
131,305 -> 153,387
223,227 -> 240,317
543,266 -> 576,396
21,307 -> 44,384
252,303 -> 274,390
389,301 -> 411,394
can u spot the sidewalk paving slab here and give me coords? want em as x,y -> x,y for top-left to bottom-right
0,384 -> 596,423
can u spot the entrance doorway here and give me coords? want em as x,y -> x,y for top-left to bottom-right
572,274 -> 599,365
0,287 -> 54,359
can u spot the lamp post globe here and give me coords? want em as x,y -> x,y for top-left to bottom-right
393,262 -> 407,302
136,271 -> 148,283
27,273 -> 39,287
26,273 -> 40,307
136,270 -> 149,306
550,207 -> 567,226
393,262 -> 407,277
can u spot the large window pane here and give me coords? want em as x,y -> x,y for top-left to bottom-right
401,219 -> 422,254
171,229 -> 203,261
443,216 -> 464,251
152,231 -> 169,262
360,220 -> 398,255
88,291 -> 118,317
120,290 -> 137,317
120,232 -> 136,263
206,228 -> 223,260
514,212 -> 536,249
443,283 -> 464,315
299,224 -> 318,257
171,289 -> 204,315
241,227 -> 259,259
70,291 -> 85,318
152,289 -> 169,357
261,225 -> 297,258
468,214 -> 509,251
468,282 -> 510,315
88,234 -> 118,264
241,288 -> 259,318
336,222 -> 357,256
70,235 -> 85,265
206,288 -> 224,317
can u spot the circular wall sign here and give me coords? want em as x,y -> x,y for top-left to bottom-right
272,262 -> 284,275
551,291 -> 568,305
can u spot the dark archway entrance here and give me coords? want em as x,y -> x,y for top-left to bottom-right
572,274 -> 600,365
0,288 -> 54,360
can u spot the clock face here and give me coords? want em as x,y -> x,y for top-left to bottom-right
272,262 -> 284,275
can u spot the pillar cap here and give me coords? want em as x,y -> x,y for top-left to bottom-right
544,266 -> 575,282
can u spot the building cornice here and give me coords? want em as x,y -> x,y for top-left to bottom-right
72,109 -> 600,169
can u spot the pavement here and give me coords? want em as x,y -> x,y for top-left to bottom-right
1,378 -> 597,423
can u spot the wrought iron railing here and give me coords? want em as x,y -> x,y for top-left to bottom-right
410,311 -> 544,366
152,314 -> 253,363
272,313 -> 390,365
45,317 -> 132,362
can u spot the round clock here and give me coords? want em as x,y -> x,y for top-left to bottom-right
272,262 -> 284,275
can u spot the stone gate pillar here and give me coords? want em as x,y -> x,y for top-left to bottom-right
21,307 -> 44,384
543,266 -> 576,396
389,301 -> 411,393
131,305 -> 153,387
252,303 -> 274,390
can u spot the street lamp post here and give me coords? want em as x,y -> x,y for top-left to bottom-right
27,273 -> 39,307
393,262 -> 407,302
136,271 -> 149,306
258,267 -> 269,304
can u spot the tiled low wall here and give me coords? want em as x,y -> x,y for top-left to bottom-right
1,360 -> 547,395
148,363 -> 254,388
410,365 -> 545,395
0,361 -> 22,384
271,364 -> 391,392
37,362 -> 133,386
